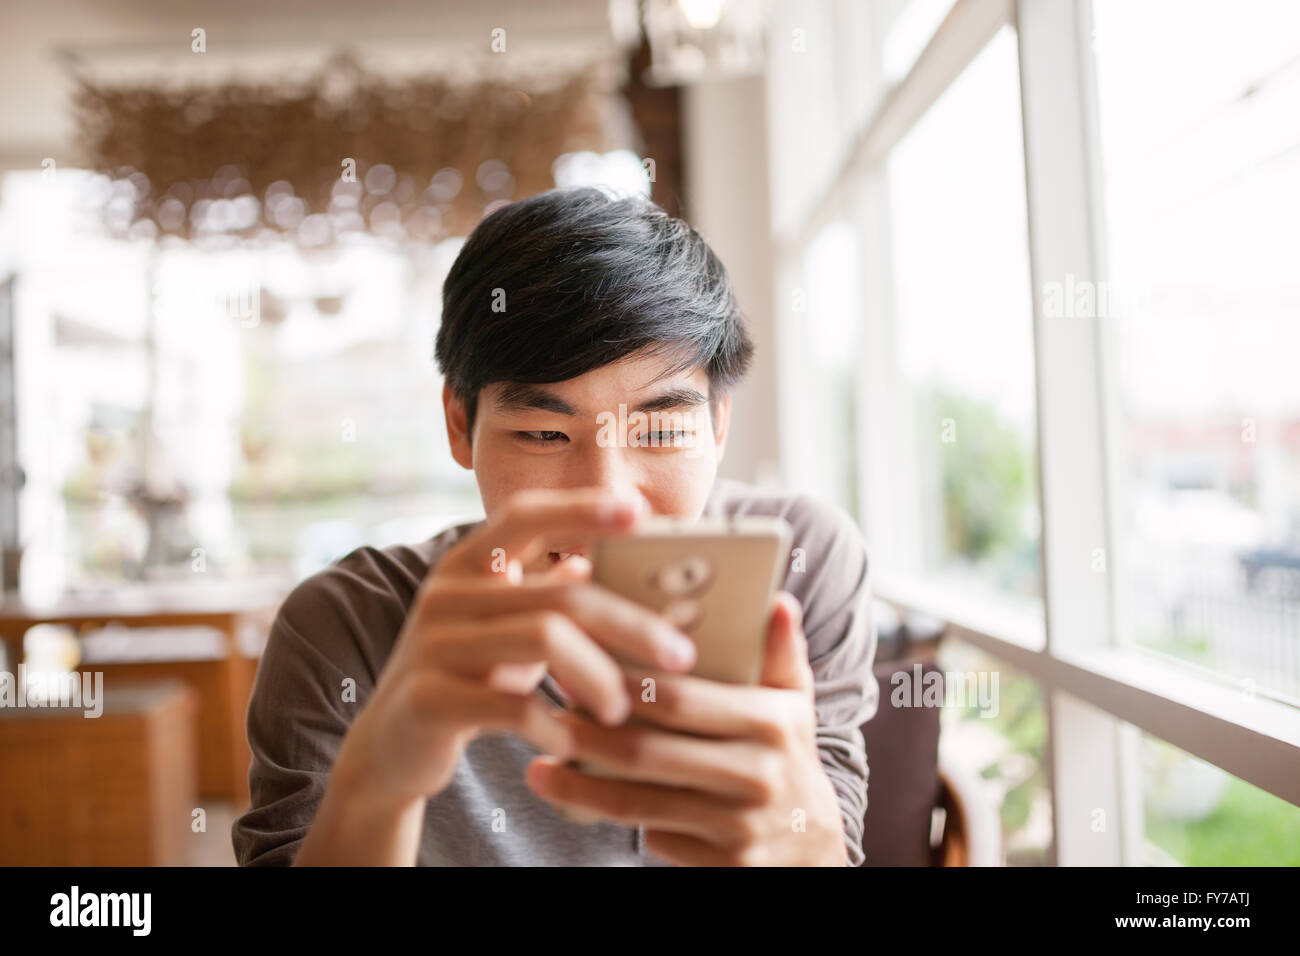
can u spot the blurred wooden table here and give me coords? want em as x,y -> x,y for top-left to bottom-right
0,583 -> 283,807
0,679 -> 199,865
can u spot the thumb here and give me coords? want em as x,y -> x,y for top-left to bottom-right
759,591 -> 814,693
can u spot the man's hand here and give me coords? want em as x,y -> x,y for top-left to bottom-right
295,488 -> 699,865
523,592 -> 850,866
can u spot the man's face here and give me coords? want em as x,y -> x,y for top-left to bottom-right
443,351 -> 730,561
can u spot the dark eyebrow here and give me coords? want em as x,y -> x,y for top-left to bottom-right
491,383 -> 709,417
630,386 -> 709,414
492,383 -> 577,416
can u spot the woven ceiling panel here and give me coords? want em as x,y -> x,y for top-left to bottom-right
72,54 -> 611,245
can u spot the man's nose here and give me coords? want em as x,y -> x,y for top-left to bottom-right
570,443 -> 649,512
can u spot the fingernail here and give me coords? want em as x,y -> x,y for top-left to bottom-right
663,631 -> 696,669
603,692 -> 631,725
599,498 -> 635,525
527,760 -> 555,791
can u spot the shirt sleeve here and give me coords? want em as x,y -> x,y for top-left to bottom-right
784,496 -> 879,867
230,571 -> 378,866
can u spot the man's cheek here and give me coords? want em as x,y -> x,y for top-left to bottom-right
643,463 -> 715,518
477,451 -> 559,509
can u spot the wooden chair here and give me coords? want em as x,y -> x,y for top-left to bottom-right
860,655 -> 1003,866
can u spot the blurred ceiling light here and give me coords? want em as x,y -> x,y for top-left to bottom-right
553,149 -> 651,197
640,0 -> 765,86
679,0 -> 726,30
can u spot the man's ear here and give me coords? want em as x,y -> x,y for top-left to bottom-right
442,383 -> 474,470
712,392 -> 732,462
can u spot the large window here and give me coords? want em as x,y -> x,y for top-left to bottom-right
771,0 -> 1300,866
883,26 -> 1040,606
2,150 -> 654,599
0,169 -> 478,600
1093,0 -> 1300,704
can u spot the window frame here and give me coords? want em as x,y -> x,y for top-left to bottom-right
769,0 -> 1300,865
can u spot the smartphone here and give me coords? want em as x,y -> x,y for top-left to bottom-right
554,515 -> 793,823
592,515 -> 793,683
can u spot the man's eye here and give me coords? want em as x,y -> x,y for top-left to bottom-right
518,430 -> 568,443
638,431 -> 693,446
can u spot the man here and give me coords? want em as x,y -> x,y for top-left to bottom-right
232,186 -> 878,866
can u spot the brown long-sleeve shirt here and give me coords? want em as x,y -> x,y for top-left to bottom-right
232,476 -> 878,865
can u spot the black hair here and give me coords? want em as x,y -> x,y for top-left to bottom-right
435,186 -> 754,439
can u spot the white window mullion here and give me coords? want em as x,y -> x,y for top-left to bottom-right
1017,0 -> 1126,864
